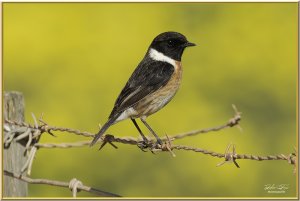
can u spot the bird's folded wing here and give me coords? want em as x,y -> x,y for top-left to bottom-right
109,60 -> 174,118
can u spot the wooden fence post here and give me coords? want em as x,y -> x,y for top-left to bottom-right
3,91 -> 28,197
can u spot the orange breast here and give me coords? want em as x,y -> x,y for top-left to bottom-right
133,61 -> 183,117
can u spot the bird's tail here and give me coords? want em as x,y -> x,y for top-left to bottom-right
90,114 -> 119,147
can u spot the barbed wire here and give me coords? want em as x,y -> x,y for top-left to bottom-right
4,105 -> 241,149
33,139 -> 296,168
3,170 -> 120,197
3,104 -> 297,197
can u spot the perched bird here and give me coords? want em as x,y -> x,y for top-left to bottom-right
90,31 -> 195,148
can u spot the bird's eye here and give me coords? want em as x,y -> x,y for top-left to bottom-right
167,40 -> 175,47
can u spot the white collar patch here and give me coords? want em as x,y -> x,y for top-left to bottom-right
149,48 -> 176,67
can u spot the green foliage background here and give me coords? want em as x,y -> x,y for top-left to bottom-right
3,2 -> 297,198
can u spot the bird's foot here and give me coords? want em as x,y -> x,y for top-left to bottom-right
137,138 -> 169,154
150,136 -> 176,157
153,139 -> 163,148
150,139 -> 163,154
137,139 -> 151,152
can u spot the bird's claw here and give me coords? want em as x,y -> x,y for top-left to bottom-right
152,140 -> 162,148
137,139 -> 163,153
149,139 -> 163,154
137,140 -> 151,152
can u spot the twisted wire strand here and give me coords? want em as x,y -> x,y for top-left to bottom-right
172,145 -> 296,165
3,105 -> 297,197
3,170 -> 120,197
4,104 -> 241,142
34,141 -> 296,166
4,105 -> 296,171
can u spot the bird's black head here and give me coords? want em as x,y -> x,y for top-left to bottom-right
149,31 -> 196,61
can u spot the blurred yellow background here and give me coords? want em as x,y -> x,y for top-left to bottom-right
3,2 -> 297,197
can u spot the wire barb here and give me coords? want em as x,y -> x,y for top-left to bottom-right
161,134 -> 176,157
99,134 -> 118,150
216,143 -> 240,168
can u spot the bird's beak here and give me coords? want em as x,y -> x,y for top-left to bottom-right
184,42 -> 196,47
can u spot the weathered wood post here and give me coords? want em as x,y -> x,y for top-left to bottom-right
3,91 -> 28,196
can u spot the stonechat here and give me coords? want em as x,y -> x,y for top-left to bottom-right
90,31 -> 195,148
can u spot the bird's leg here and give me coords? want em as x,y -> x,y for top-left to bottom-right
131,118 -> 150,150
131,118 -> 148,142
140,118 -> 163,148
